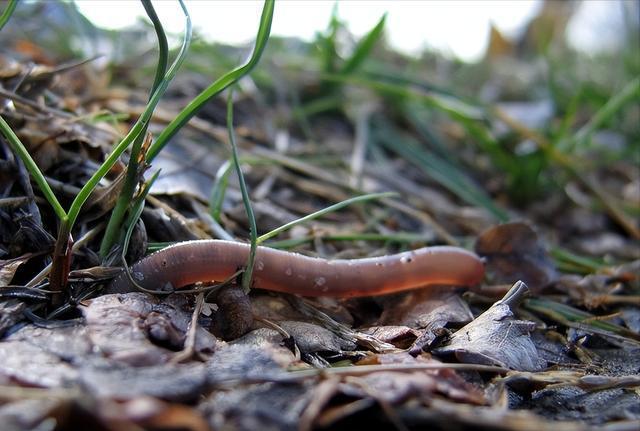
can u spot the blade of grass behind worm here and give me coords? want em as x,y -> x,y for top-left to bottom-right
256,191 -> 397,244
374,124 -> 509,221
100,0 -> 170,257
227,88 -> 258,292
121,170 -> 161,264
210,160 -> 233,223
147,0 -> 274,162
65,0 -> 192,229
209,156 -> 275,222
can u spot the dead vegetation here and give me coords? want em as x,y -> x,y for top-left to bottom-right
0,1 -> 638,430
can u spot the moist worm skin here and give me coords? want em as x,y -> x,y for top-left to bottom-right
106,240 -> 484,297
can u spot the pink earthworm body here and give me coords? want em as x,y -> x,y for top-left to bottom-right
107,240 -> 484,297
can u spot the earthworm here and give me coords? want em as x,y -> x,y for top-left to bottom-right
106,240 -> 484,297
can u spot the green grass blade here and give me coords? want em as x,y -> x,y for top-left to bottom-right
121,170 -> 160,261
227,89 -> 258,291
0,0 -> 17,31
141,0 -> 169,93
210,160 -> 233,223
209,156 -> 273,223
99,0 -> 172,257
257,191 -> 397,244
321,73 -> 485,121
525,298 -> 640,342
375,125 -> 509,221
339,13 -> 386,75
549,246 -> 607,274
66,0 -> 192,228
319,4 -> 340,74
147,0 -> 275,161
264,232 -> 434,250
0,116 -> 67,220
572,76 -> 640,147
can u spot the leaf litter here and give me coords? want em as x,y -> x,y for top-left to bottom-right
0,2 -> 638,430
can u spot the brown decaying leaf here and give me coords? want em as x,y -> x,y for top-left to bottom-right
81,293 -> 171,366
0,255 -> 31,286
476,221 -> 558,291
360,325 -> 420,349
434,281 -> 546,371
377,286 -> 474,353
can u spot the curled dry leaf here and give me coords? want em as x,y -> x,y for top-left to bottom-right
476,221 -> 558,291
355,352 -> 487,405
360,325 -> 420,349
0,338 -> 79,388
82,293 -> 218,366
201,380 -> 312,431
205,338 -> 298,386
82,293 -> 170,366
377,287 -> 474,353
0,255 -> 32,286
434,281 -> 545,371
277,320 -> 357,354
1,325 -> 90,389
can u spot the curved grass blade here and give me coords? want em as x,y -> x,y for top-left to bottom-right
257,191 -> 397,244
572,77 -> 640,149
210,160 -> 233,223
525,298 -> 640,343
100,0 -> 171,257
0,0 -> 17,31
147,0 -> 275,161
209,156 -> 274,222
375,125 -> 509,221
226,88 -> 258,292
121,170 -> 161,263
321,73 -> 485,121
66,0 -> 192,229
0,116 -> 67,220
339,13 -> 386,75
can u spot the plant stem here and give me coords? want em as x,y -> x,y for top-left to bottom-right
227,89 -> 258,292
0,0 -> 17,31
0,115 -> 67,220
99,0 -> 170,257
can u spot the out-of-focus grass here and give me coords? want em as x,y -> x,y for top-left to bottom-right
5,1 -> 637,252
245,6 -> 638,237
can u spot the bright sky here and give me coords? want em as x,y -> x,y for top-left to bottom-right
76,0 -> 541,62
76,0 -> 628,62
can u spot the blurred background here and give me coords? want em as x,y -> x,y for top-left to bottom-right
75,0 -> 632,62
0,0 -> 638,251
